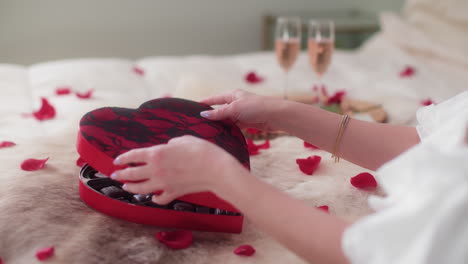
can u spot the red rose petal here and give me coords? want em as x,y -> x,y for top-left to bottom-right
0,141 -> 16,149
33,98 -> 56,121
246,139 -> 269,155
317,205 -> 329,213
245,71 -> 264,84
36,246 -> 54,261
246,128 -> 262,135
133,66 -> 145,76
75,89 -> 94,99
421,98 -> 434,106
155,230 -> 193,250
296,155 -> 321,175
326,90 -> 346,105
76,157 -> 86,167
55,86 -> 72,95
303,141 -> 319,149
0,256 -> 3,264
320,85 -> 329,97
21,158 -> 49,171
234,244 -> 256,256
350,172 -> 378,190
400,66 -> 416,78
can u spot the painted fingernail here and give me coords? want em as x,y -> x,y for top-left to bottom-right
110,172 -> 117,179
200,111 -> 210,118
113,157 -> 121,165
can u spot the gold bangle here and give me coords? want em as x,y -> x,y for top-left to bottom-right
331,114 -> 350,163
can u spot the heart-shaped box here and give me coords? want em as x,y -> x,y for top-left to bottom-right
76,98 -> 250,233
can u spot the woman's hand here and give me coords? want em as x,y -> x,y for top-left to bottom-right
110,135 -> 247,205
200,89 -> 281,131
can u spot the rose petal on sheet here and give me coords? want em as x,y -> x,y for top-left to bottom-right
0,256 -> 3,264
75,89 -> 94,99
132,66 -> 145,76
351,172 -> 378,190
155,230 -> 193,250
76,157 -> 86,167
21,158 -> 49,171
245,128 -> 262,135
421,98 -> 434,106
33,98 -> 56,121
399,66 -> 416,78
0,141 -> 16,149
234,244 -> 256,256
296,155 -> 321,175
320,85 -> 329,97
35,246 -> 54,261
55,86 -> 72,95
245,71 -> 264,84
303,141 -> 319,149
326,90 -> 346,105
316,205 -> 329,213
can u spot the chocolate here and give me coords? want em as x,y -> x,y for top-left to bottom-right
131,194 -> 152,203
173,202 -> 195,212
195,206 -> 211,214
94,172 -> 108,178
100,186 -> 127,198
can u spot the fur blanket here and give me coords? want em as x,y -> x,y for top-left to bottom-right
0,117 -> 376,263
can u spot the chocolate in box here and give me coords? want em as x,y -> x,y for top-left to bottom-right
76,98 -> 250,233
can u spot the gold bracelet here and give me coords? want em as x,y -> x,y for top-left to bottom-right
331,114 -> 350,163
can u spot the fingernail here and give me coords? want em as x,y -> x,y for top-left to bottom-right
110,172 -> 117,179
200,111 -> 210,118
122,184 -> 128,190
113,157 -> 120,165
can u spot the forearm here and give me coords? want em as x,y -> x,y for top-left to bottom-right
216,169 -> 350,264
269,100 -> 420,170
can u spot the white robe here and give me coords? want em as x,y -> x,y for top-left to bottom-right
343,91 -> 468,264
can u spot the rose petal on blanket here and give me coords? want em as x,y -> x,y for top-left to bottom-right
155,230 -> 193,250
399,66 -> 416,78
55,86 -> 72,95
132,66 -> 145,76
245,71 -> 264,84
76,89 -> 94,99
316,205 -> 329,213
234,244 -> 256,256
21,158 -> 49,171
0,256 -> 3,264
0,141 -> 16,149
421,98 -> 434,106
303,141 -> 319,149
350,172 -> 378,190
33,98 -> 56,121
296,155 -> 321,175
246,128 -> 262,135
35,246 -> 54,261
246,139 -> 269,155
326,90 -> 346,105
76,157 -> 86,167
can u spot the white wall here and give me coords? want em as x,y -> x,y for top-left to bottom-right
0,0 -> 405,65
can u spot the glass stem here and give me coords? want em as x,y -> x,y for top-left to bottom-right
284,71 -> 289,100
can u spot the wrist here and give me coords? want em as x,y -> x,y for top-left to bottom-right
267,98 -> 293,131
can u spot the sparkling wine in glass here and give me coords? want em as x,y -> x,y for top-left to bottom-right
275,17 -> 301,100
308,20 -> 335,90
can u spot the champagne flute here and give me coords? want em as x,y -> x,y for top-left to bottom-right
275,17 -> 301,100
308,20 -> 335,91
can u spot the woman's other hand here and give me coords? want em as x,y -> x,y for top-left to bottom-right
110,135 -> 247,205
200,89 -> 281,131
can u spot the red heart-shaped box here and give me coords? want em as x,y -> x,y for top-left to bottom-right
77,98 -> 250,233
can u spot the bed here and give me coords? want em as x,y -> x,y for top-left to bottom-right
1,3 -> 467,263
